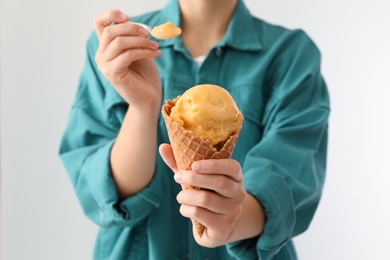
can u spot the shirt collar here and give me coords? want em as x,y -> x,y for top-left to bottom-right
157,0 -> 262,51
222,0 -> 263,51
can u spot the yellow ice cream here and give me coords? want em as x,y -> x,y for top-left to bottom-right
170,84 -> 244,146
151,22 -> 182,40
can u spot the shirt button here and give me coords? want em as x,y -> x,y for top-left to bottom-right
215,47 -> 223,56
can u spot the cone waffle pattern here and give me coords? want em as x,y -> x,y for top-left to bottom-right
162,98 -> 242,237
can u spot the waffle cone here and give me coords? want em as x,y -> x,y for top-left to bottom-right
162,97 -> 242,237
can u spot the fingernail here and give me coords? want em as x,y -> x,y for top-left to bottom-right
139,28 -> 150,36
174,173 -> 182,182
118,13 -> 128,20
150,41 -> 159,48
191,162 -> 203,171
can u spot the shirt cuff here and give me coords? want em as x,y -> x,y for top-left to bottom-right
85,140 -> 163,227
226,168 -> 296,259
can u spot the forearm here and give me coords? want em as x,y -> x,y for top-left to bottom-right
226,193 -> 265,244
110,106 -> 159,199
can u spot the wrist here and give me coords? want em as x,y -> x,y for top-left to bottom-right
225,193 -> 265,244
127,104 -> 161,124
132,95 -> 162,118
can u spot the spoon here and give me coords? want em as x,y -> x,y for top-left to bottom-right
127,22 -> 153,33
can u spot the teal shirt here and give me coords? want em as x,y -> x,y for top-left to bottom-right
59,0 -> 330,259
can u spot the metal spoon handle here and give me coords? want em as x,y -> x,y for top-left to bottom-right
126,22 -> 152,33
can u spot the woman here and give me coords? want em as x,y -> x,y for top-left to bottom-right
59,0 -> 330,259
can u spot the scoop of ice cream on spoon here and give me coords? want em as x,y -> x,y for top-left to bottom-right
127,21 -> 181,40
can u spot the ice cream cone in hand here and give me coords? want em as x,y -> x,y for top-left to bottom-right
161,84 -> 244,237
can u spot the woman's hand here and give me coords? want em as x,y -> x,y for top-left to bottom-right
159,144 -> 248,247
94,10 -> 162,114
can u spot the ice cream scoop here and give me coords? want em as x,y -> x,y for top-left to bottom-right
169,84 -> 243,147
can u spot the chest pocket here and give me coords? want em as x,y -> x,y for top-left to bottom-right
228,84 -> 267,162
229,84 -> 265,129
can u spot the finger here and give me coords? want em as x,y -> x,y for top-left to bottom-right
177,189 -> 239,215
179,204 -> 234,239
94,9 -> 128,40
175,171 -> 243,198
103,37 -> 159,62
98,48 -> 161,84
111,48 -> 162,69
159,144 -> 178,173
98,23 -> 151,53
191,159 -> 242,182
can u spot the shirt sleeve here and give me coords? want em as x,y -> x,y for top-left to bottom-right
59,32 -> 164,228
226,30 -> 330,259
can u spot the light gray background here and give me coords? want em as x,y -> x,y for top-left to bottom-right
1,0 -> 389,259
